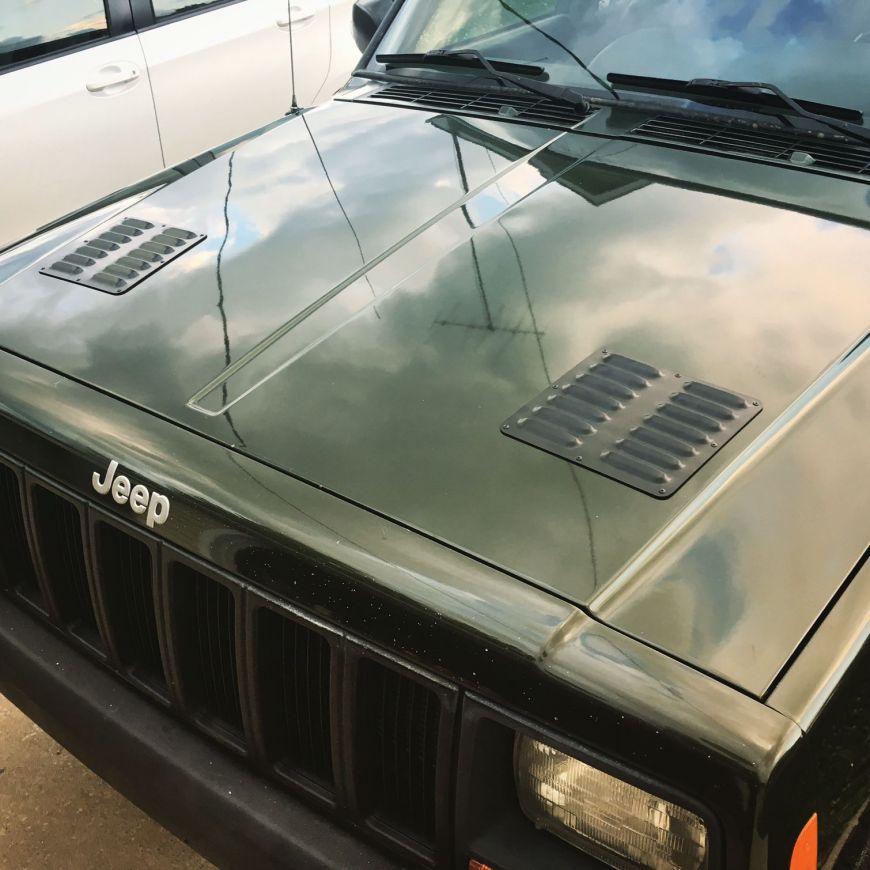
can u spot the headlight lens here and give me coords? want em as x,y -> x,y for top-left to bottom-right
514,736 -> 708,870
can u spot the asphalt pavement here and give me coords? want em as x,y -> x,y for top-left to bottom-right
0,694 -> 212,870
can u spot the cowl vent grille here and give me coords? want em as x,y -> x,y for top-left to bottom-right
359,83 -> 594,129
630,115 -> 870,177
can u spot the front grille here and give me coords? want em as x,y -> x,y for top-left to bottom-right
0,462 -> 41,605
0,451 -> 457,867
357,660 -> 442,843
30,484 -> 100,645
256,607 -> 335,786
356,82 -> 594,130
94,518 -> 164,691
629,114 -> 870,178
169,561 -> 244,740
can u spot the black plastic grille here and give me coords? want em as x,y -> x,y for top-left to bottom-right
95,521 -> 164,689
358,82 -> 593,130
629,114 -> 870,177
31,485 -> 100,642
257,608 -> 334,785
358,660 -> 442,844
0,462 -> 41,604
170,562 -> 244,737
0,453 -> 455,867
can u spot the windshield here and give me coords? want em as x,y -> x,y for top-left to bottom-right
373,0 -> 870,120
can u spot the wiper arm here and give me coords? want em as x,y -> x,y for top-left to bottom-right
608,73 -> 870,146
377,51 -> 546,78
690,78 -> 870,147
371,50 -> 590,117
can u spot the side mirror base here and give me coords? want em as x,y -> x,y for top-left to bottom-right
352,0 -> 394,53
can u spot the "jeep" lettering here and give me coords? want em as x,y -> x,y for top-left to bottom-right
92,459 -> 170,528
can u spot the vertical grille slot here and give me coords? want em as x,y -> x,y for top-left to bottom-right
0,462 -> 41,605
31,485 -> 99,644
357,659 -> 442,845
256,608 -> 334,786
95,520 -> 165,691
170,562 -> 244,740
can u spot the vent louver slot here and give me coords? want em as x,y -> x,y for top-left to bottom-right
256,608 -> 334,786
39,218 -> 206,294
0,461 -> 41,605
95,521 -> 165,691
358,83 -> 593,130
357,660 -> 442,845
503,350 -> 763,497
629,114 -> 870,177
30,485 -> 101,645
170,562 -> 244,741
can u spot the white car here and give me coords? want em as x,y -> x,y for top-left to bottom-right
0,0 -> 361,250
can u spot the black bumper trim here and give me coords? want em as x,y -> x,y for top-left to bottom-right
0,595 -> 400,870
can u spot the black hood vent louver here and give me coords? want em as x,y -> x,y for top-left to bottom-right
359,83 -> 594,129
39,217 -> 206,295
629,114 -> 870,178
502,350 -> 763,498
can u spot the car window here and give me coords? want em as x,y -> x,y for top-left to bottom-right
0,0 -> 109,70
420,0 -> 559,50
151,0 -> 231,20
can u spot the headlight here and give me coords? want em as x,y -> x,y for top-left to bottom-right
514,736 -> 709,870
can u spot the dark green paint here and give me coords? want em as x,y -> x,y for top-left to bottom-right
1,97 -> 867,696
0,78 -> 869,868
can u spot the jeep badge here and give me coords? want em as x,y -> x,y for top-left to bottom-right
92,459 -> 170,528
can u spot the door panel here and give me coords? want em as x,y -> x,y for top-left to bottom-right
138,0 -> 332,167
315,0 -> 361,103
0,29 -> 163,250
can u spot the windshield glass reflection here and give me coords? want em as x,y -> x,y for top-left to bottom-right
375,0 -> 870,119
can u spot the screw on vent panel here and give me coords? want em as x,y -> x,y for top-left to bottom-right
501,350 -> 763,498
39,217 -> 205,295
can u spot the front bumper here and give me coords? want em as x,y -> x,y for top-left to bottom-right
0,595 -> 399,870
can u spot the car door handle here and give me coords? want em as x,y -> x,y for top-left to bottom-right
276,6 -> 315,27
86,65 -> 141,93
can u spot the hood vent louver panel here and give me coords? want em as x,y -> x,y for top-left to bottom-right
357,83 -> 594,130
502,350 -> 763,498
39,217 -> 206,294
629,114 -> 870,178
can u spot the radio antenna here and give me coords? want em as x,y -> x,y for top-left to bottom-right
285,0 -> 299,113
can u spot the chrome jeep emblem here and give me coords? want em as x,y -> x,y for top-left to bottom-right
92,459 -> 170,528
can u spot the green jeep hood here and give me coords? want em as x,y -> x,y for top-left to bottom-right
1,96 -> 868,695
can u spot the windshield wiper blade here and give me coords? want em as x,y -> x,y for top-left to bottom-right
608,73 -> 870,146
377,51 -> 546,78
372,50 -> 590,117
609,73 -> 863,124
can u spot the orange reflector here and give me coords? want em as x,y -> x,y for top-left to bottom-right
468,861 -> 494,870
790,813 -> 818,870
